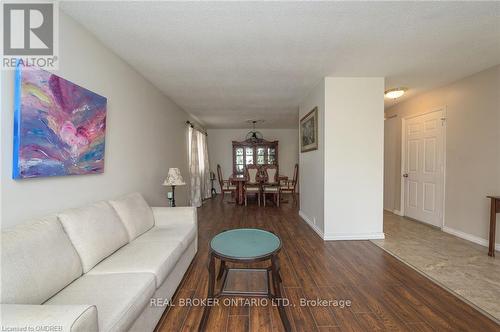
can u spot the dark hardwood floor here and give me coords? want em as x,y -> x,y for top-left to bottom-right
157,196 -> 499,331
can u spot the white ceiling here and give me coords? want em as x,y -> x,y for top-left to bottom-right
61,1 -> 500,129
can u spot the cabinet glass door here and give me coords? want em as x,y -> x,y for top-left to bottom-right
268,147 -> 276,164
235,147 -> 244,173
245,147 -> 254,166
256,147 -> 265,165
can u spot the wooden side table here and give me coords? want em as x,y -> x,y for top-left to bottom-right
487,196 -> 500,257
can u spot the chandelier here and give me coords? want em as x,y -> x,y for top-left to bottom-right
245,120 -> 264,141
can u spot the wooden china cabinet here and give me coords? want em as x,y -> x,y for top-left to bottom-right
232,139 -> 279,175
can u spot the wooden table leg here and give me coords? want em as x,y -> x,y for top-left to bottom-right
199,253 -> 216,331
234,182 -> 243,205
271,255 -> 291,331
489,198 -> 497,257
240,182 -> 244,205
217,260 -> 226,280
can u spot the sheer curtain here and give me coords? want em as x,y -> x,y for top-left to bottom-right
199,133 -> 212,200
188,127 -> 211,207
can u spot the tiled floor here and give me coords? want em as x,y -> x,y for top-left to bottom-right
372,211 -> 500,323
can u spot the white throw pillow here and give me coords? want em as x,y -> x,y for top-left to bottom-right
58,201 -> 129,273
108,193 -> 155,241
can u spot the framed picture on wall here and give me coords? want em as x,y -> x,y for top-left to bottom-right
300,107 -> 318,152
13,63 -> 107,179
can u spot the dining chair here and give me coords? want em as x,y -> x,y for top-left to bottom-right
244,164 -> 261,206
261,164 -> 280,207
217,164 -> 236,202
280,164 -> 299,204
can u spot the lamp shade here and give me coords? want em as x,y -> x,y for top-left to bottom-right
163,168 -> 186,186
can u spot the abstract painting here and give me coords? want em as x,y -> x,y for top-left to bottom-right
13,63 -> 107,179
300,107 -> 318,152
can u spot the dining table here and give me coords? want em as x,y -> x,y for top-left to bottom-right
229,174 -> 291,206
229,174 -> 247,205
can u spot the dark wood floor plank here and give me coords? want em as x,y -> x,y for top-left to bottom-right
270,299 -> 286,332
204,302 -> 229,332
157,289 -> 194,332
329,284 -> 370,314
179,272 -> 208,332
392,285 -> 454,331
227,315 -> 249,332
406,322 -> 435,332
276,251 -> 300,288
330,308 -> 367,332
317,327 -> 342,332
156,197 -> 499,332
249,303 -> 273,332
228,298 -> 250,316
352,312 -> 386,331
284,287 -> 318,332
404,282 -> 497,331
302,286 -> 339,327
351,284 -> 410,331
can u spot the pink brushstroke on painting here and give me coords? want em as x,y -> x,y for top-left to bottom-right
13,63 -> 107,179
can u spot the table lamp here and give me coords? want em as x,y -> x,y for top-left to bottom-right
163,168 -> 186,207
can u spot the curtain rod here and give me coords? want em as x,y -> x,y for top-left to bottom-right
186,121 -> 208,136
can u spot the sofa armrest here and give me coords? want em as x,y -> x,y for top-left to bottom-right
151,207 -> 197,228
1,304 -> 98,332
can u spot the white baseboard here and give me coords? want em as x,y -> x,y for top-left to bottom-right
393,209 -> 403,216
298,210 -> 324,239
324,232 -> 386,241
298,211 -> 385,241
383,208 -> 403,216
442,226 -> 500,251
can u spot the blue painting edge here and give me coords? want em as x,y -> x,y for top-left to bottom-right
12,60 -> 22,179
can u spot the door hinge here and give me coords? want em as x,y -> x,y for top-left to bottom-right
440,117 -> 447,126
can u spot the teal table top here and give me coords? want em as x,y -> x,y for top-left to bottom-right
210,228 -> 281,259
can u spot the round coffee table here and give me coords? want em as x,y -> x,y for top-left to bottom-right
199,228 -> 291,331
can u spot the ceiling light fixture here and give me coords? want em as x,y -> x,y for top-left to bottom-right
245,120 -> 265,141
384,87 -> 408,99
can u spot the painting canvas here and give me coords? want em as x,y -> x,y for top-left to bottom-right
13,64 -> 107,179
300,107 -> 318,152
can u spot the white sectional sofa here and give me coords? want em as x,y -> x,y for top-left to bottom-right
1,193 -> 198,332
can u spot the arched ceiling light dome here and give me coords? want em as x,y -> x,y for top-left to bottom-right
245,120 -> 265,141
384,87 -> 408,99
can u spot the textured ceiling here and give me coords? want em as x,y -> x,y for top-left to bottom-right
61,2 -> 500,129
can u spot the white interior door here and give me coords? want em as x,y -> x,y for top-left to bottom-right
403,110 -> 444,227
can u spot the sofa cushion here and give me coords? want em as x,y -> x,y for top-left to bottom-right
46,273 -> 155,332
135,224 -> 196,252
1,216 -> 83,304
87,238 -> 185,288
108,193 -> 155,241
58,201 -> 129,273
151,207 -> 197,229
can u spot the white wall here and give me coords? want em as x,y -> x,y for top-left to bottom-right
1,12 -> 191,228
385,65 -> 500,245
383,116 -> 399,211
298,80 -> 325,235
207,128 -> 299,193
323,77 -> 385,240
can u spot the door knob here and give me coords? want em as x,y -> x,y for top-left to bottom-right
403,173 -> 409,178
